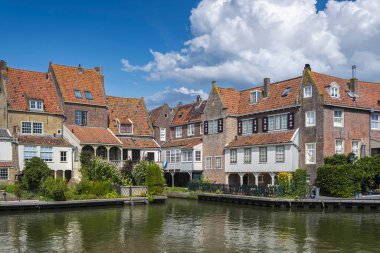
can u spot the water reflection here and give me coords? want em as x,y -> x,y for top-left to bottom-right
1,200 -> 380,252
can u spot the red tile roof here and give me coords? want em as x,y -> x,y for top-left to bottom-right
119,137 -> 159,149
0,161 -> 14,168
50,64 -> 106,106
107,96 -> 153,136
5,68 -> 64,114
161,137 -> 202,149
171,100 -> 206,126
217,87 -> 240,114
310,71 -> 380,111
18,135 -> 71,147
149,105 -> 163,125
226,130 -> 296,148
65,125 -> 122,145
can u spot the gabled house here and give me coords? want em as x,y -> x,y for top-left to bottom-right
107,96 -> 159,165
161,96 -> 206,186
149,103 -> 173,146
0,60 -> 73,181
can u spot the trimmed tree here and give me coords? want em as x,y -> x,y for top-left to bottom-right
22,157 -> 51,191
145,162 -> 165,195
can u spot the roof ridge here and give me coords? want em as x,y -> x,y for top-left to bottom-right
107,95 -> 143,101
312,71 -> 380,85
51,63 -> 98,72
8,67 -> 48,75
239,76 -> 302,92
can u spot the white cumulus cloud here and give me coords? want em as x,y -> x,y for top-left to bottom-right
122,0 -> 380,88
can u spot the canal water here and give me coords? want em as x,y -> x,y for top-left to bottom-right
1,199 -> 379,252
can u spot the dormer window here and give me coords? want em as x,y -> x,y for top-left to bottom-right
84,91 -> 93,100
74,90 -> 83,99
30,100 -> 43,111
281,87 -> 290,97
120,123 -> 133,134
329,82 -> 340,99
250,90 -> 261,104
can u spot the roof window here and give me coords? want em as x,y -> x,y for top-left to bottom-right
281,87 -> 290,97
84,91 -> 93,100
250,90 -> 261,104
74,90 -> 83,99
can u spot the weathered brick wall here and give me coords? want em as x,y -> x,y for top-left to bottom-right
152,104 -> 172,145
0,69 -> 8,129
169,122 -> 202,140
64,103 -> 108,128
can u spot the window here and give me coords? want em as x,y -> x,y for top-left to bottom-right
259,147 -> 267,163
215,157 -> 222,169
276,146 -> 285,162
333,110 -> 344,127
120,124 -> 132,133
22,122 -> 32,134
167,150 -> 181,163
60,151 -> 67,162
195,151 -> 201,162
182,151 -> 193,162
0,168 -> 8,180
250,90 -> 261,104
187,124 -> 195,136
200,123 -> 203,135
371,114 -> 379,130
40,147 -> 53,162
30,100 -> 43,111
208,120 -> 218,134
175,126 -> 182,138
330,87 -> 339,98
166,150 -> 170,163
305,111 -> 316,127
206,157 -> 212,169
335,140 -> 344,154
352,141 -> 359,157
74,90 -> 83,99
84,91 -> 93,100
75,111 -> 87,126
24,146 -> 37,160
230,149 -> 237,164
160,128 -> 166,141
268,114 -> 288,131
242,120 -> 253,135
304,86 -> 312,98
305,143 -> 316,164
33,122 -> 43,134
244,148 -> 251,163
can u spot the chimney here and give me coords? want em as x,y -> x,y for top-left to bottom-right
349,65 -> 358,93
196,95 -> 202,105
304,64 -> 311,71
0,60 -> 7,72
95,66 -> 102,74
263,78 -> 270,97
78,64 -> 83,74
212,80 -> 217,88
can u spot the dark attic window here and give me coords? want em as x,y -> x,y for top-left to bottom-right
74,89 -> 83,99
84,91 -> 93,100
281,87 -> 290,97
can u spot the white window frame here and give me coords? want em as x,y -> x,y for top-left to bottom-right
33,122 -> 43,134
352,141 -> 359,157
371,114 -> 380,130
206,156 -> 212,169
305,143 -> 316,164
160,128 -> 166,141
40,146 -> 53,162
335,140 -> 344,154
60,151 -> 67,162
250,90 -> 260,104
215,156 -> 222,169
195,150 -> 201,162
0,168 -> 9,180
303,86 -> 312,98
242,120 -> 253,135
30,100 -> 43,111
244,148 -> 251,163
268,113 -> 288,131
330,87 -> 339,98
305,111 -> 316,127
21,121 -> 32,134
275,146 -> 285,163
333,110 -> 344,127
208,119 -> 218,134
200,123 -> 203,135
182,151 -> 193,162
175,126 -> 182,138
24,146 -> 37,161
259,147 -> 267,163
230,149 -> 237,164
187,124 -> 195,137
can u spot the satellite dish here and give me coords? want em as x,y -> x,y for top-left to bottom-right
163,160 -> 168,169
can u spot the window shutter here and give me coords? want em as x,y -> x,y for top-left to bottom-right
287,113 -> 294,129
252,118 -> 258,133
237,121 -> 242,135
262,117 -> 268,132
204,121 -> 208,135
218,118 -> 223,133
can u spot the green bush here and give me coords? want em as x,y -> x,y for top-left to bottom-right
132,160 -> 149,185
41,177 -> 67,201
145,162 -> 165,195
324,154 -> 352,165
80,150 -> 94,167
291,169 -> 308,198
5,184 -> 16,193
22,157 -> 51,191
76,179 -> 113,197
80,157 -> 122,184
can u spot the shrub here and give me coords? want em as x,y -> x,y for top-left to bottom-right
22,157 -> 51,191
76,179 -> 113,197
291,169 -> 308,198
132,160 -> 149,185
80,150 -> 94,167
324,154 -> 351,165
41,177 -> 67,201
5,184 -> 16,193
278,172 -> 292,196
80,157 -> 122,184
145,162 -> 165,195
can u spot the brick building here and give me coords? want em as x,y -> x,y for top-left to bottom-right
149,103 -> 173,146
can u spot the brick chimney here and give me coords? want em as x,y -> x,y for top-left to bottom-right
0,60 -> 7,71
78,64 -> 83,74
262,78 -> 270,97
349,65 -> 358,93
304,64 -> 311,71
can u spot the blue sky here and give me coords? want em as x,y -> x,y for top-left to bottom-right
1,0 -> 371,109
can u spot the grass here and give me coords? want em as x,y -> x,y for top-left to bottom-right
165,187 -> 189,192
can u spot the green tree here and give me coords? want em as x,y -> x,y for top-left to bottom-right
324,154 -> 352,165
80,150 -> 94,167
41,177 -> 67,201
80,157 -> 122,184
22,157 -> 51,191
145,162 -> 165,195
291,168 -> 308,198
132,160 -> 149,185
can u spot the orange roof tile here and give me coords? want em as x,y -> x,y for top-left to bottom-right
107,96 -> 153,136
217,87 -> 240,114
50,64 -> 106,106
226,130 -> 296,148
18,135 -> 71,147
171,100 -> 206,126
161,137 -> 202,149
149,105 -> 163,125
65,125 -> 121,145
5,68 -> 64,114
0,161 -> 14,167
119,137 -> 159,149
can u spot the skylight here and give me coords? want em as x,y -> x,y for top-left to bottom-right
281,87 -> 290,97
84,91 -> 93,100
74,90 -> 83,99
